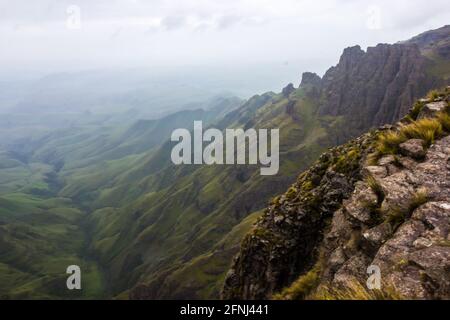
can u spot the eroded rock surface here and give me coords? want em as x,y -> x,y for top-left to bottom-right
321,135 -> 450,299
223,90 -> 450,300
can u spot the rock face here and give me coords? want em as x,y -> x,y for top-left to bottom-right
322,132 -> 450,299
418,101 -> 448,119
300,72 -> 322,88
282,83 -> 295,97
318,43 -> 442,132
222,89 -> 450,300
292,27 -> 450,138
399,139 -> 426,160
222,133 -> 376,299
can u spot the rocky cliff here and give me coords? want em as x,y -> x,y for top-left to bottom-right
319,44 -> 441,129
222,87 -> 450,300
110,26 -> 449,300
298,26 -> 450,137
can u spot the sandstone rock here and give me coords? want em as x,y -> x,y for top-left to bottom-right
343,182 -> 378,224
329,247 -> 347,268
223,88 -> 450,300
378,155 -> 396,166
221,134 -> 374,299
300,72 -> 322,88
399,139 -> 426,160
318,43 -> 440,131
379,172 -> 416,213
332,254 -> 371,288
363,166 -> 387,178
397,156 -> 418,170
417,101 -> 448,119
362,223 -> 392,248
282,83 -> 295,97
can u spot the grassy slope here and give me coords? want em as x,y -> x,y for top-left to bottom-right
0,98 -> 241,299
69,88 -> 350,299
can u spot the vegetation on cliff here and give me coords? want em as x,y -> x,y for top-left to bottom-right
223,87 -> 450,300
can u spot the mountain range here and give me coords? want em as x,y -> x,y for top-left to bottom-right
0,25 -> 449,299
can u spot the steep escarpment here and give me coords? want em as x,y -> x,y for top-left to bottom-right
293,26 -> 450,139
117,27 -> 449,300
3,27 -> 447,300
223,88 -> 450,300
319,43 -> 440,129
222,126 -> 377,299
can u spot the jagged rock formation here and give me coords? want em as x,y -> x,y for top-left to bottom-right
295,26 -> 450,138
282,83 -> 295,97
299,44 -> 444,136
222,88 -> 450,300
222,131 -> 376,299
320,44 -> 440,128
300,72 -> 322,88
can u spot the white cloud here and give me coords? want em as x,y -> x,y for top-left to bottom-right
0,0 -> 448,76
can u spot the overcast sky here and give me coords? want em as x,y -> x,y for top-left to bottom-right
0,0 -> 449,84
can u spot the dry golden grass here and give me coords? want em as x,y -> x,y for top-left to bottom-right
272,265 -> 321,300
375,118 -> 443,158
310,281 -> 403,300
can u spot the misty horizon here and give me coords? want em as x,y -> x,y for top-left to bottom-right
1,0 -> 449,93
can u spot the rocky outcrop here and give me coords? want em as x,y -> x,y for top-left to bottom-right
399,139 -> 426,160
222,89 -> 450,300
222,132 -> 377,299
293,27 -> 450,138
418,101 -> 449,120
300,72 -> 322,88
299,72 -> 322,98
282,83 -> 296,97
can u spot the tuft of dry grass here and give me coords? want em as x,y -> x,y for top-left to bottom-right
409,101 -> 426,120
366,175 -> 385,204
374,118 -> 443,159
400,118 -> 442,146
437,111 -> 450,132
273,265 -> 321,300
310,281 -> 403,300
426,89 -> 441,101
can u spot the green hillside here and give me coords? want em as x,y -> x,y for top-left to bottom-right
0,26 -> 448,299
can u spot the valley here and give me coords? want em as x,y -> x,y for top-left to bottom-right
0,25 -> 449,300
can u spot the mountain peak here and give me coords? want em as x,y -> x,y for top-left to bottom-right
282,83 -> 296,97
338,45 -> 365,69
300,72 -> 321,88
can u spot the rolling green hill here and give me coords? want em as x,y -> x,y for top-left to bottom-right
0,26 -> 448,299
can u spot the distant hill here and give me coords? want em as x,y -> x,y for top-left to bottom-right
0,26 -> 448,299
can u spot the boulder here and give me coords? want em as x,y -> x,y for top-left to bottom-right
362,223 -> 392,248
363,166 -> 387,178
378,155 -> 396,166
399,139 -> 426,160
417,101 -> 447,119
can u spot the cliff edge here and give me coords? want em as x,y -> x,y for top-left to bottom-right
223,87 -> 450,300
